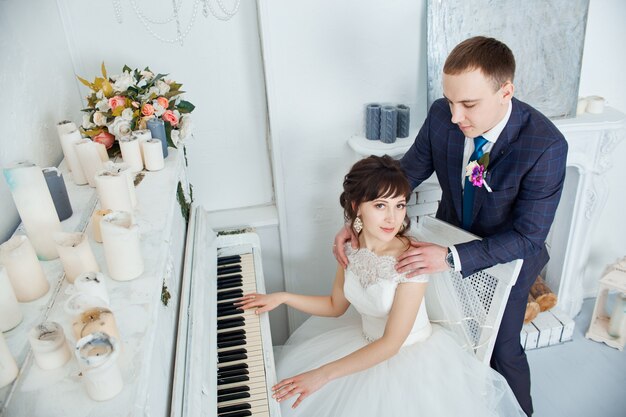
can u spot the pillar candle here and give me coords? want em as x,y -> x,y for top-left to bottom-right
396,104 -> 410,138
586,95 -> 605,114
119,135 -> 144,173
0,332 -> 19,389
58,127 -> 88,185
56,120 -> 77,137
75,332 -> 123,401
28,322 -> 71,370
43,167 -> 73,221
91,209 -> 112,243
53,232 -> 99,284
141,139 -> 165,171
131,129 -> 152,163
380,106 -> 398,144
94,169 -> 134,214
72,307 -> 120,342
100,211 -> 143,281
75,139 -> 104,187
0,236 -> 49,301
3,161 -> 62,260
104,162 -> 137,208
0,266 -> 22,332
365,103 -> 381,140
146,117 -> 168,158
94,142 -> 110,163
74,272 -> 110,306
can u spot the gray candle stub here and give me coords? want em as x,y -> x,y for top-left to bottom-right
43,167 -> 73,221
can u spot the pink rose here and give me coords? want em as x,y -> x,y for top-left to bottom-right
108,95 -> 126,110
162,110 -> 179,127
156,97 -> 169,109
93,131 -> 115,149
142,103 -> 155,116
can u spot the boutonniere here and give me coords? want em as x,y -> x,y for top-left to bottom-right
465,153 -> 492,192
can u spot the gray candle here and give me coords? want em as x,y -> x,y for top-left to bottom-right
396,104 -> 410,138
146,118 -> 168,158
43,168 -> 73,221
365,104 -> 381,140
380,106 -> 397,144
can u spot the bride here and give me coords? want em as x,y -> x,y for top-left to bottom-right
239,155 -> 525,416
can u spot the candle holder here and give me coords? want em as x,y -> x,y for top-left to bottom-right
28,322 -> 71,370
101,211 -> 143,281
0,265 -> 22,332
586,269 -> 626,350
75,332 -> 123,401
43,167 -> 73,222
53,232 -> 100,284
0,332 -> 19,389
0,235 -> 49,302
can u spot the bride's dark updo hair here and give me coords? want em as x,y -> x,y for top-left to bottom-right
340,155 -> 412,239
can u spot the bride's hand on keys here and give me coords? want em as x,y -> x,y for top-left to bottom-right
272,368 -> 330,408
237,292 -> 285,314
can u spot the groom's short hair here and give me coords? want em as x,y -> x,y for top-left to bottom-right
443,36 -> 515,91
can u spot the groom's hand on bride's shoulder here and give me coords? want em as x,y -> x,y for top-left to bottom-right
395,240 -> 448,277
333,224 -> 358,268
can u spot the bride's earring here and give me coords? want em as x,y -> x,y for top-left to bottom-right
353,216 -> 363,234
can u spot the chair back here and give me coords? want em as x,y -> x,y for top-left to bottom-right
409,216 -> 523,364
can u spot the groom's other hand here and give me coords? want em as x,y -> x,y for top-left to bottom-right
333,225 -> 358,268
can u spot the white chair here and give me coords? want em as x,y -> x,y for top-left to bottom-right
410,216 -> 523,365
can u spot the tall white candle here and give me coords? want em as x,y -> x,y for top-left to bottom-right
3,161 -> 62,260
0,266 -> 22,332
131,129 -> 152,163
100,211 -> 143,281
141,139 -> 165,171
28,322 -> 71,370
58,127 -> 88,185
119,135 -> 143,173
94,169 -> 134,214
0,236 -> 49,301
53,232 -> 100,283
75,332 -> 123,401
56,120 -> 77,137
75,139 -> 104,187
0,332 -> 19,389
91,209 -> 112,243
103,162 -> 137,208
94,142 -> 110,163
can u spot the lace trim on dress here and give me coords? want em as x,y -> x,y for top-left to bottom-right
345,244 -> 429,288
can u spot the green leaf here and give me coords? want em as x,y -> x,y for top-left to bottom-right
101,62 -> 107,79
122,64 -> 132,73
478,152 -> 490,169
164,121 -> 177,148
177,100 -> 195,114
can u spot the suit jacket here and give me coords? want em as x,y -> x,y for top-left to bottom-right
401,97 -> 568,296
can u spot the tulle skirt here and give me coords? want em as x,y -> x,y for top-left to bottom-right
276,312 -> 525,417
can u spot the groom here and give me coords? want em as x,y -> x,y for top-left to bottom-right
335,36 -> 567,416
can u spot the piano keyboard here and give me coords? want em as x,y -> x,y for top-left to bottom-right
171,205 -> 281,417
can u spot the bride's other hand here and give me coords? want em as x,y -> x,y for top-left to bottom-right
333,224 -> 358,268
237,292 -> 285,314
272,368 -> 330,408
395,240 -> 448,277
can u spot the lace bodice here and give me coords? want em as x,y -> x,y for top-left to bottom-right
344,244 -> 432,346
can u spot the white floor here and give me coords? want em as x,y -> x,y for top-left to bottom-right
527,298 -> 626,417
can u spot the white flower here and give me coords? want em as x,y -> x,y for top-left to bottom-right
121,108 -> 134,121
170,129 -> 181,146
96,90 -> 104,99
108,116 -> 132,138
152,101 -> 166,117
113,71 -> 135,92
93,111 -> 108,126
140,70 -> 154,81
96,98 -> 111,112
82,113 -> 95,129
156,80 -> 170,95
147,86 -> 160,98
178,115 -> 193,140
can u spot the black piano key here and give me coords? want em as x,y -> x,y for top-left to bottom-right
217,289 -> 243,301
217,317 -> 245,327
217,368 -> 249,379
217,301 -> 239,311
218,403 -> 252,415
217,255 -> 241,266
217,362 -> 248,373
217,334 -> 246,345
217,265 -> 242,275
217,308 -> 244,318
217,329 -> 245,339
217,374 -> 250,385
219,410 -> 252,417
217,280 -> 243,290
217,273 -> 243,283
218,348 -> 247,358
218,353 -> 248,364
217,391 -> 251,404
217,385 -> 250,397
218,338 -> 247,349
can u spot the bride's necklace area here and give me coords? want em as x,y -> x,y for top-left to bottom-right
111,0 -> 241,45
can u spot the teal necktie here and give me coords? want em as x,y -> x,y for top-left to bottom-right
462,136 -> 488,230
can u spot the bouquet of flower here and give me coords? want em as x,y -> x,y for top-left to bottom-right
78,63 -> 195,152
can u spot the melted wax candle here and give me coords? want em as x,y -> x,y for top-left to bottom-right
28,322 -> 71,370
72,307 -> 120,342
53,232 -> 100,284
0,235 -> 49,301
75,332 -> 123,401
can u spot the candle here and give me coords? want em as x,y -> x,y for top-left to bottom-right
586,95 -> 605,114
72,307 -> 120,342
119,135 -> 144,173
3,161 -> 63,259
94,169 -> 134,214
365,103 -> 381,140
396,104 -> 410,138
53,232 -> 99,283
0,332 -> 19,389
43,167 -> 73,221
57,127 -> 88,185
28,322 -> 71,370
94,142 -> 110,163
75,139 -> 104,187
91,209 -> 113,243
56,120 -> 77,137
75,332 -> 123,401
131,129 -> 152,164
0,236 -> 49,301
141,139 -> 165,171
380,106 -> 398,144
103,162 -> 137,208
0,266 -> 22,332
100,211 -> 143,281
74,272 -> 110,306
146,117 -> 168,158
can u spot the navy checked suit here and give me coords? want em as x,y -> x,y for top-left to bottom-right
401,97 -> 568,416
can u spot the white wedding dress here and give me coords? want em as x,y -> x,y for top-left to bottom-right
276,245 -> 526,417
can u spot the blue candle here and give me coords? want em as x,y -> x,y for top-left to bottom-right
380,106 -> 397,144
43,168 -> 73,221
365,104 -> 381,140
146,118 -> 168,158
396,104 -> 410,138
